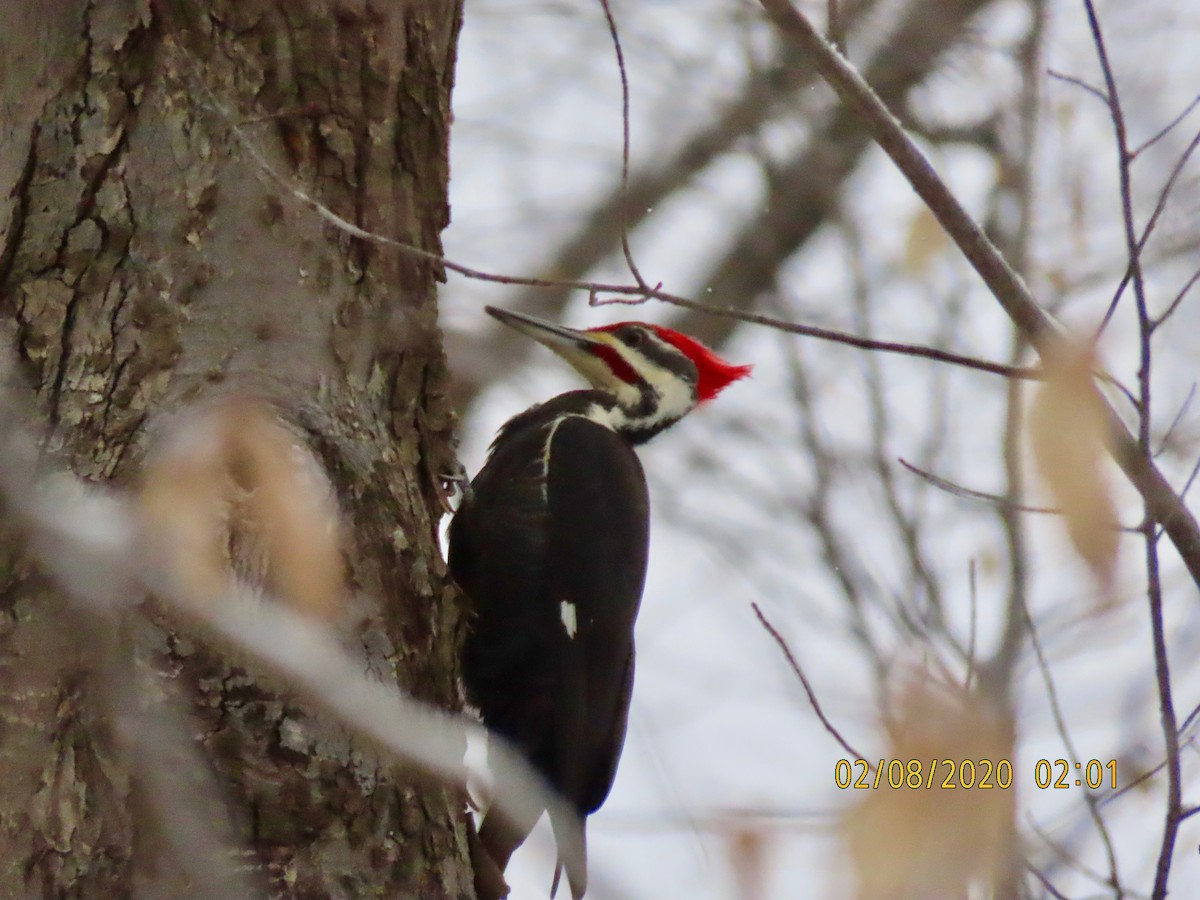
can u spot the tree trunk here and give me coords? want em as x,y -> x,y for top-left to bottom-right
0,1 -> 469,895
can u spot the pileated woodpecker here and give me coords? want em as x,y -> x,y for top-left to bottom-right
449,306 -> 750,899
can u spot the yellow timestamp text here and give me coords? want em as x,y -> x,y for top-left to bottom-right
834,758 -> 1013,790
1033,758 -> 1117,790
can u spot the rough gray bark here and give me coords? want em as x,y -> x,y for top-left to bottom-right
0,1 -> 469,896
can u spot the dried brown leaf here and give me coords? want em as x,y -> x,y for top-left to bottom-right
1028,343 -> 1120,588
902,206 -> 949,277
140,399 -> 345,619
843,680 -> 1016,900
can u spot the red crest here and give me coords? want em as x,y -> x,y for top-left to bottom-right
588,322 -> 752,401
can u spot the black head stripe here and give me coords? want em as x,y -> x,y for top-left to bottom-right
614,325 -> 698,387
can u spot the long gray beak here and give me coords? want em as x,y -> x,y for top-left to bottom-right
485,306 -> 604,353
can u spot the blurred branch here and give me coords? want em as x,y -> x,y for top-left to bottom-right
779,338 -> 892,677
754,0 -> 1200,595
898,457 -> 1144,532
453,0 -> 879,406
0,369 -> 255,895
899,458 -> 1055,516
1021,599 -> 1124,894
156,581 -> 592,895
454,0 -> 992,403
0,355 -> 591,897
102,645 -> 262,900
1050,64 -> 1200,337
1027,820 -> 1116,894
666,0 -> 995,350
974,0 -> 1043,708
847,222 -> 946,626
988,334 -> 1034,692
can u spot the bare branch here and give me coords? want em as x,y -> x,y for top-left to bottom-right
898,457 -> 1143,532
1122,124 -> 1200,335
1132,94 -> 1200,159
1046,69 -> 1110,107
1153,264 -> 1200,329
672,0 -> 994,350
597,0 -> 653,294
750,602 -> 866,761
205,69 -> 1037,387
899,458 -> 1056,515
1022,600 -> 1124,894
1079,2 -> 1181,890
1155,382 -> 1196,458
1026,861 -> 1072,900
754,0 -> 1200,593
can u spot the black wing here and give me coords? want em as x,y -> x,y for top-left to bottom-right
450,413 -> 557,735
544,416 -> 647,900
544,415 -> 648,813
450,410 -> 648,899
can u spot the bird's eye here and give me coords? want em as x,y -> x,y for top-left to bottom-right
626,329 -> 644,348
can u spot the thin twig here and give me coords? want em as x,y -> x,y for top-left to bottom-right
1026,862 -> 1072,900
1154,382 -> 1196,458
964,559 -> 978,693
1138,124 -> 1200,334
1046,69 -> 1110,106
1095,121 -> 1200,335
1099,702 -> 1200,811
1153,263 -> 1200,330
1022,597 -> 1125,896
899,458 -> 1059,514
597,0 -> 654,294
1178,454 -> 1200,502
898,457 -> 1145,533
1156,452 -> 1200,544
1132,94 -> 1200,159
1027,820 -> 1125,897
750,602 -> 865,760
1080,2 -> 1181,893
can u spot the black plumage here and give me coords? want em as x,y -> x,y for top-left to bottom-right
449,392 -> 648,898
449,306 -> 749,899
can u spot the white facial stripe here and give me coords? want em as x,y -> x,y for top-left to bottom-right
551,336 -> 642,406
563,329 -> 701,436
607,336 -> 697,422
560,601 -> 578,638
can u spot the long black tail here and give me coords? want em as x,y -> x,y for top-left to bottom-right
548,805 -> 587,899
474,800 -> 588,899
